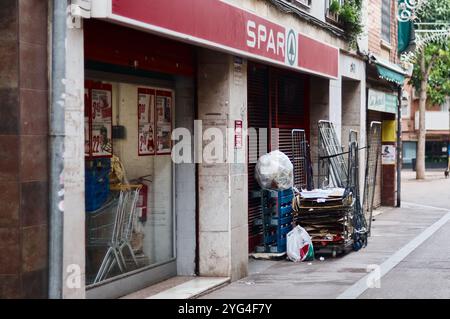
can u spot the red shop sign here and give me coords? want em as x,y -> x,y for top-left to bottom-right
94,0 -> 339,78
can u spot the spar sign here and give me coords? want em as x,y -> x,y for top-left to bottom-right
103,0 -> 338,78
246,20 -> 298,67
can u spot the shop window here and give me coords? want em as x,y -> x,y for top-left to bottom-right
85,80 -> 175,287
402,141 -> 416,164
381,0 -> 391,43
425,140 -> 449,169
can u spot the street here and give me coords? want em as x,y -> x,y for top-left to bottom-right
201,170 -> 450,299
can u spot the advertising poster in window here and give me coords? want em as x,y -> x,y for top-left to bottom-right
84,87 -> 91,158
156,91 -> 173,155
90,84 -> 113,158
138,88 -> 156,156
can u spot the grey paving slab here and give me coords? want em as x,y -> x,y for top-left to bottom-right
201,171 -> 450,299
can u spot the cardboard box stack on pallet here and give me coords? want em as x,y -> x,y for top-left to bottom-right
292,188 -> 354,257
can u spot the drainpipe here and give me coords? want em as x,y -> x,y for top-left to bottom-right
49,0 -> 66,299
396,85 -> 402,208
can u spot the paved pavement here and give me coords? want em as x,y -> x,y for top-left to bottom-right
201,170 -> 450,299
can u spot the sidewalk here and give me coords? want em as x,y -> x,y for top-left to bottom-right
200,200 -> 449,299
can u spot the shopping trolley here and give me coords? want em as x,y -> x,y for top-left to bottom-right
87,184 -> 142,284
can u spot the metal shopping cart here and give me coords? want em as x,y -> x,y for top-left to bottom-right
87,184 -> 142,284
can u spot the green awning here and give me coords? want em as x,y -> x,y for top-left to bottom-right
375,63 -> 406,86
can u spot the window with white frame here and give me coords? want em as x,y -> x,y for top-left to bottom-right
401,90 -> 410,118
381,0 -> 391,43
440,97 -> 450,112
325,0 -> 344,22
284,0 -> 312,8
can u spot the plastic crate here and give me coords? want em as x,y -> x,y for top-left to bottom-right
257,188 -> 294,253
85,158 -> 111,212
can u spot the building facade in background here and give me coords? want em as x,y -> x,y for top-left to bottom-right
402,83 -> 449,170
364,0 -> 406,207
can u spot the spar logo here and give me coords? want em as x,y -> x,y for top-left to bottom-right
286,29 -> 297,66
246,20 -> 297,67
246,20 -> 285,61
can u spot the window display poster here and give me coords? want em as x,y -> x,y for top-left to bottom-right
156,94 -> 172,126
138,88 -> 156,156
91,87 -> 113,157
156,125 -> 172,154
156,92 -> 173,154
84,88 -> 91,157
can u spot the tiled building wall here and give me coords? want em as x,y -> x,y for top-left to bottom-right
368,0 -> 399,64
0,0 -> 49,298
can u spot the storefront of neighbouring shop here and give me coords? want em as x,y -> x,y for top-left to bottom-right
366,56 -> 406,207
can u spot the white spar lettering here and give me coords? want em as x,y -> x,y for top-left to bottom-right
257,24 -> 266,49
246,20 -> 256,47
246,20 -> 285,57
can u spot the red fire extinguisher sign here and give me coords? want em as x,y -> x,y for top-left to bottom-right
137,183 -> 148,222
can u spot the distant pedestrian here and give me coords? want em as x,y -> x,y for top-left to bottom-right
445,168 -> 449,179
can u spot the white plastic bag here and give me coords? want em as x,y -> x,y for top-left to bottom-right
255,150 -> 293,191
287,225 -> 314,262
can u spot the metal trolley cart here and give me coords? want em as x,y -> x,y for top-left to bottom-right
86,184 -> 142,284
292,191 -> 355,257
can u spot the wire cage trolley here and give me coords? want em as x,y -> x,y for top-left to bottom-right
292,190 -> 355,257
86,184 -> 142,284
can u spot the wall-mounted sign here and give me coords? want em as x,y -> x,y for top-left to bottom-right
138,88 -> 156,156
382,145 -> 396,165
85,81 -> 113,159
368,89 -> 398,114
101,0 -> 339,78
235,120 -> 243,149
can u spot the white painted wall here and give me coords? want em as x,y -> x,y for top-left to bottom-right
415,111 -> 450,131
329,78 -> 343,143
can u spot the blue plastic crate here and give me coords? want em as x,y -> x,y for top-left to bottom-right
258,188 -> 294,253
269,215 -> 293,226
85,158 -> 111,212
268,237 -> 287,253
85,186 -> 109,212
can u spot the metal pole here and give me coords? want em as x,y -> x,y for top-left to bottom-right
396,86 -> 402,208
49,0 -> 66,299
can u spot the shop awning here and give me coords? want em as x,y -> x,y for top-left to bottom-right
372,57 -> 407,86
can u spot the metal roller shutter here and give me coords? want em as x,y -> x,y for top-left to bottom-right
247,62 -> 269,252
367,110 -> 383,209
247,64 -> 310,252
